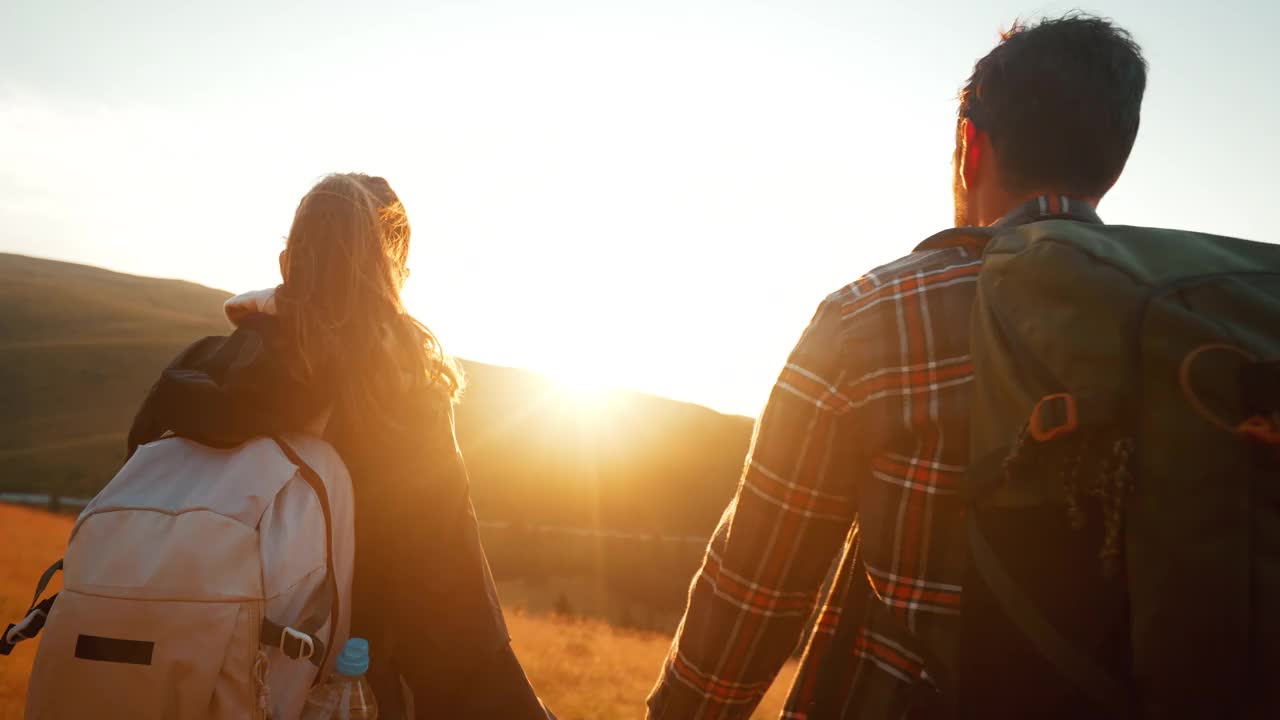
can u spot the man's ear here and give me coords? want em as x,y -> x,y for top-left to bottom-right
960,118 -> 983,191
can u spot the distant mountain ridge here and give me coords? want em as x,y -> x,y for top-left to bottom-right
0,253 -> 752,538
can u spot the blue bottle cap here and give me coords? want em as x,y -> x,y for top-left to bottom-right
335,637 -> 370,677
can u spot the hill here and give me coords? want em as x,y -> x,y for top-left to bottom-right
0,253 -> 756,626
0,503 -> 797,720
0,253 -> 235,497
0,252 -> 752,534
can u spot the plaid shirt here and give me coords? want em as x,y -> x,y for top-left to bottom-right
648,196 -> 1102,719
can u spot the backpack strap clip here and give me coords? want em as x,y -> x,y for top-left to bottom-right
1,595 -> 57,655
1029,393 -> 1078,442
266,437 -> 339,681
0,559 -> 63,656
279,625 -> 315,662
261,619 -> 325,668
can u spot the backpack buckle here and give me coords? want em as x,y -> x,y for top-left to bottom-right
1,594 -> 56,656
0,623 -> 21,655
279,626 -> 315,661
1029,393 -> 1078,442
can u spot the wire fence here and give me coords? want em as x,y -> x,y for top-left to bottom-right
0,493 -> 711,547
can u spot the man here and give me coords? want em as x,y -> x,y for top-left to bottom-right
648,14 -> 1147,719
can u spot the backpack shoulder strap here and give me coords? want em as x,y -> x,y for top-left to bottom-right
966,512 -> 1130,717
260,437 -> 340,679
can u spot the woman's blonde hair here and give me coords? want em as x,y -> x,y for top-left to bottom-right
275,173 -> 463,422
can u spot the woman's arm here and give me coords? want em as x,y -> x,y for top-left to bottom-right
342,396 -> 551,717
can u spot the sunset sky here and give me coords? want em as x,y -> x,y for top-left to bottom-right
2,0 -> 1276,415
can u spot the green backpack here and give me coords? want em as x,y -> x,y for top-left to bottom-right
951,219 -> 1280,718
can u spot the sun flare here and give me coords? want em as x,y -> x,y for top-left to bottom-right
546,367 -> 619,414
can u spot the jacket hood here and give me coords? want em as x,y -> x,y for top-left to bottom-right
224,287 -> 279,326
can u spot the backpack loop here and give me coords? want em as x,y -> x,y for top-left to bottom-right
1029,393 -> 1079,442
1178,343 -> 1258,433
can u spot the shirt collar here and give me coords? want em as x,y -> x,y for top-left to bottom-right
993,194 -> 1102,228
913,194 -> 1104,254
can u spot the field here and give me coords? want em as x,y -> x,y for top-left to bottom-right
0,503 -> 796,719
0,254 -> 793,717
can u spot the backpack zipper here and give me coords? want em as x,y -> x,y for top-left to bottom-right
251,599 -> 269,720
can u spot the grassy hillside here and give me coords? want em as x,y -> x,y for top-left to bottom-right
0,254 -> 233,496
458,361 -> 753,537
0,252 -> 756,630
0,504 -> 797,719
0,253 -> 752,538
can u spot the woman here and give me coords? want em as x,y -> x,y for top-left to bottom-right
126,173 -> 553,718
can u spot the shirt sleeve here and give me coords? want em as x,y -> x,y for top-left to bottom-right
647,297 -> 862,719
347,398 -> 514,709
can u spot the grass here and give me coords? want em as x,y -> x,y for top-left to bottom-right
0,505 -> 69,720
508,610 -> 797,719
0,503 -> 796,719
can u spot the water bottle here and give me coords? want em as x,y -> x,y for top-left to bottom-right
301,637 -> 379,720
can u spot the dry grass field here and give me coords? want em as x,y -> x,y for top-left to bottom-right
0,503 -> 796,719
508,611 -> 796,719
0,505 -> 69,720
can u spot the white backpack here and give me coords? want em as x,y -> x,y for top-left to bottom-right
5,434 -> 355,720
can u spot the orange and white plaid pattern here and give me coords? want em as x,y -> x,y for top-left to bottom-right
648,197 -> 1101,719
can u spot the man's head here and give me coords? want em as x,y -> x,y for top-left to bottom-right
953,14 -> 1147,226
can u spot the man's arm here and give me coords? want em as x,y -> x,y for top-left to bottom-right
647,297 -> 861,719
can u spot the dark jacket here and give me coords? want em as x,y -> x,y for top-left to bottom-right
127,312 -> 551,719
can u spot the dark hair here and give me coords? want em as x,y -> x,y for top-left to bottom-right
959,13 -> 1148,197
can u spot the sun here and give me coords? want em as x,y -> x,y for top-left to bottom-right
545,366 -> 619,414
